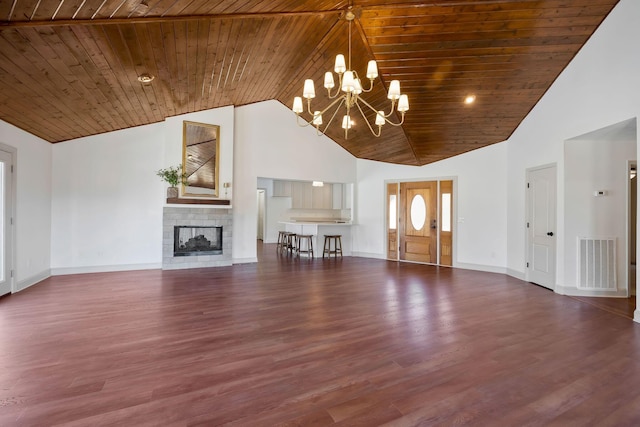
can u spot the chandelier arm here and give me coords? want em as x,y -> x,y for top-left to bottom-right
384,112 -> 406,127
354,101 -> 382,137
326,83 -> 342,99
324,71 -> 346,99
361,78 -> 375,93
295,113 -> 313,128
315,96 -> 347,136
302,93 -> 346,124
381,98 -> 398,118
351,70 -> 374,93
324,97 -> 347,129
319,95 -> 348,118
389,112 -> 406,127
357,96 -> 404,127
305,98 -> 314,115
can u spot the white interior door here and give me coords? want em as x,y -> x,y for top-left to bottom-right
0,149 -> 14,296
527,165 -> 557,289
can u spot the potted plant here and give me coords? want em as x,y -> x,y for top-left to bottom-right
157,165 -> 186,198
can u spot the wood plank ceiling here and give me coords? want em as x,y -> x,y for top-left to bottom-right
0,0 -> 620,166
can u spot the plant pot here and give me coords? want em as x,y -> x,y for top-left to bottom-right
167,186 -> 179,198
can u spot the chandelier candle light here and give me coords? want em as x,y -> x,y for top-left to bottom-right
292,8 -> 409,138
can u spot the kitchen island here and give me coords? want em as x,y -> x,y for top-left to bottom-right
279,220 -> 352,257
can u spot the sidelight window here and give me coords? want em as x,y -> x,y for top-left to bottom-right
441,193 -> 451,232
389,194 -> 397,229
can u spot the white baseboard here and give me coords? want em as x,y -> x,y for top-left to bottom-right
555,284 -> 629,298
455,262 -> 507,275
507,268 -> 526,281
232,257 -> 258,264
634,310 -> 640,324
351,252 -> 387,260
15,269 -> 51,292
51,263 -> 161,276
351,253 -> 509,276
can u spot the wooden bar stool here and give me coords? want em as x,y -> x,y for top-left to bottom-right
296,235 -> 314,258
323,235 -> 343,258
286,233 -> 297,255
276,231 -> 291,253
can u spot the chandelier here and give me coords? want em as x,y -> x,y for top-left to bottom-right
292,8 -> 409,139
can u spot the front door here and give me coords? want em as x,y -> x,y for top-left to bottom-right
399,181 -> 437,263
527,165 -> 557,289
0,148 -> 14,297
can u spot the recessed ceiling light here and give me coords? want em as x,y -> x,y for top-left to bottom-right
137,73 -> 154,83
464,94 -> 476,104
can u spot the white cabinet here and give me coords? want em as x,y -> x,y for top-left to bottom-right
291,181 -> 313,208
275,180 -> 341,210
332,183 -> 343,209
312,184 -> 333,209
290,181 -> 333,209
273,180 -> 292,197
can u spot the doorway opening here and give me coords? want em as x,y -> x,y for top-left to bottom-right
629,162 -> 636,297
0,145 -> 15,297
257,189 -> 266,242
386,179 -> 454,266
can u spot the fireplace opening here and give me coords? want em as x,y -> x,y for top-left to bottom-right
174,226 -> 222,256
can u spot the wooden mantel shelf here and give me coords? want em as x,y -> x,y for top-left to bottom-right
167,197 -> 231,206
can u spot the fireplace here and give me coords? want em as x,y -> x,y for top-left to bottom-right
174,226 -> 223,256
163,207 -> 232,270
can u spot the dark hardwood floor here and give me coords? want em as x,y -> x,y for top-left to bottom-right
1,243 -> 639,426
568,295 -> 636,320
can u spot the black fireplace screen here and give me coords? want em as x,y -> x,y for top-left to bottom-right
174,226 -> 223,256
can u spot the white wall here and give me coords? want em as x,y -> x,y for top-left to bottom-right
49,101 -> 354,270
51,123 -> 165,273
506,0 -> 640,284
562,119 -> 636,295
354,142 -> 508,272
233,100 -> 357,262
0,120 -> 52,289
51,106 -> 235,274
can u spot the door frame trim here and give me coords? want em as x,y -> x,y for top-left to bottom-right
524,163 -> 557,287
257,188 -> 267,241
384,177 -> 457,267
0,142 -> 16,294
385,182 -> 399,260
626,160 -> 636,297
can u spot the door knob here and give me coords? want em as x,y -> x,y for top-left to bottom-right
547,232 -> 554,236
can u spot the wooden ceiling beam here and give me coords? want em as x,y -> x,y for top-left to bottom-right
0,9 -> 342,28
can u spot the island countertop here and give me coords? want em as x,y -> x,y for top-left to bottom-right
278,221 -> 352,257
279,220 -> 353,226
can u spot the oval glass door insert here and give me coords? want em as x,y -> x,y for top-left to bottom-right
410,194 -> 427,230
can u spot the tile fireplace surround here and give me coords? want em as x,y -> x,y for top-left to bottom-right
162,207 -> 232,269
